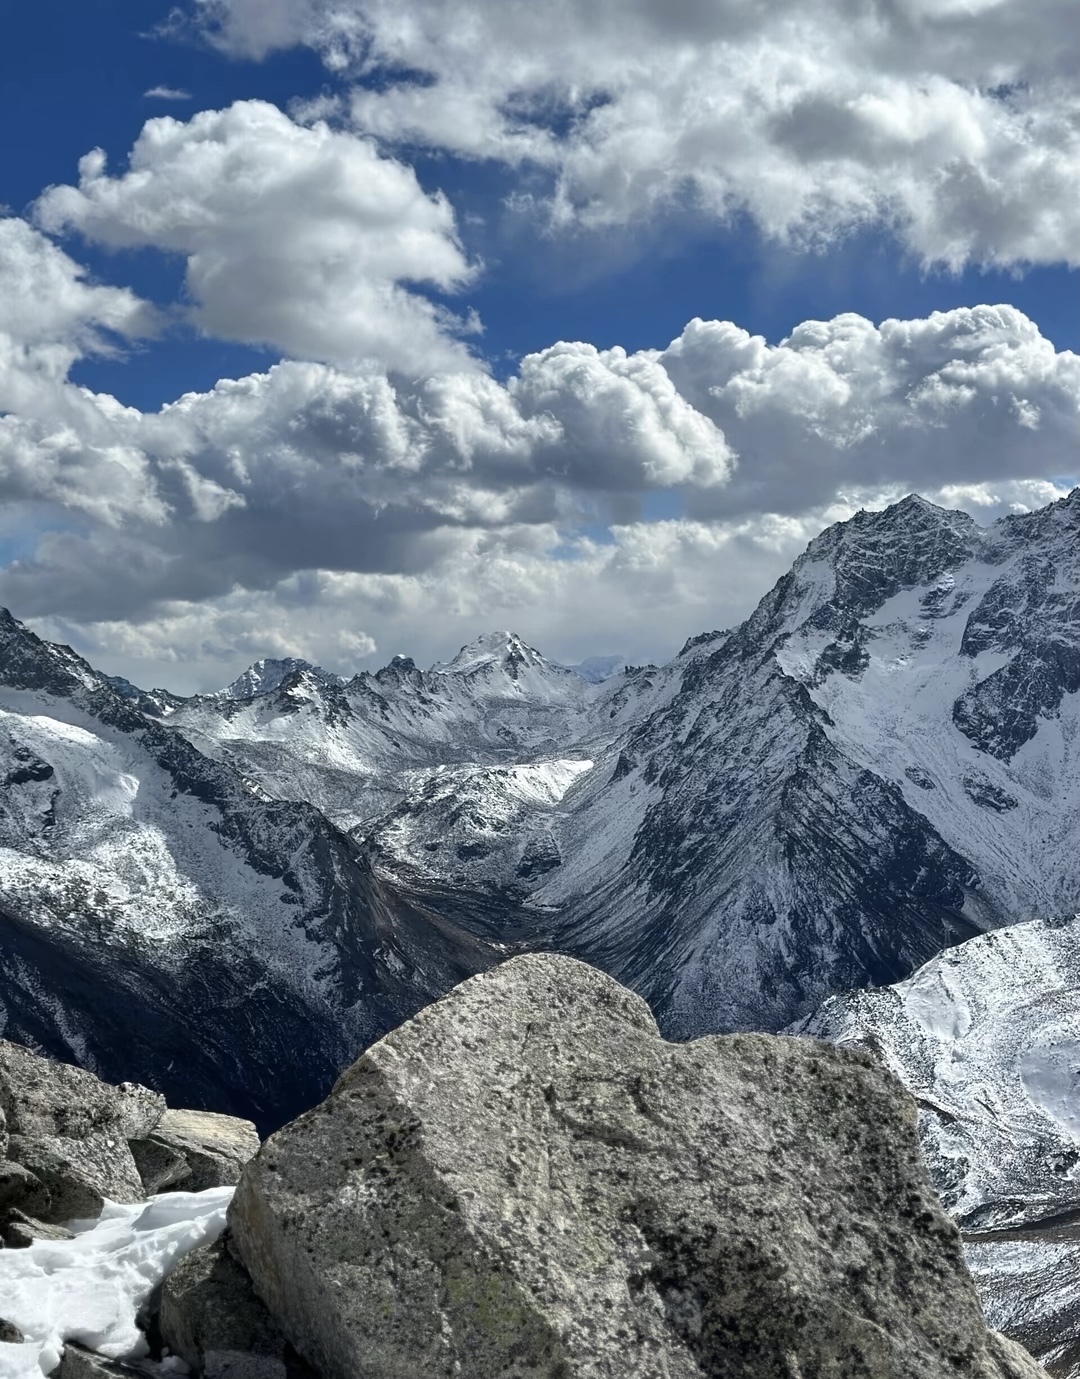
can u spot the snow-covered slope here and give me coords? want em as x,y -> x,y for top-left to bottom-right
793,913 -> 1080,1377
0,613 -> 515,1130
534,491 -> 1079,1033
166,631 -> 617,835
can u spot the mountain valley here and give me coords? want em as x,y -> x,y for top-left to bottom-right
0,490 -> 1076,1132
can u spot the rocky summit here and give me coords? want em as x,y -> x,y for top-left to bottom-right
229,954 -> 1042,1379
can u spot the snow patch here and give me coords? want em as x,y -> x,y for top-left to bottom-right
0,1187 -> 231,1378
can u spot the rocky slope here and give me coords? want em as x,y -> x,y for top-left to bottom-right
0,491 -> 1076,1123
538,490 -> 1079,1033
795,912 -> 1080,1377
0,614 -> 516,1130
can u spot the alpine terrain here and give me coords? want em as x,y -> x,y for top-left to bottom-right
795,911 -> 1080,1375
0,490 -> 1076,1130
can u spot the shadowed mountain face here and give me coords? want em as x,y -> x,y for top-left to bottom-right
1,491 -> 1076,1125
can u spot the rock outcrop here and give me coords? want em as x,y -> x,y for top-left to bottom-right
0,1039 -> 258,1227
146,1109 -> 262,1191
0,1040 -> 158,1219
231,954 -> 1042,1379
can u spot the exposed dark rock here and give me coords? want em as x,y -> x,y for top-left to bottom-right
0,1158 -> 51,1216
0,1318 -> 24,1342
231,954 -> 1040,1379
1,1206 -> 75,1246
129,1136 -> 192,1195
56,1343 -> 143,1377
160,1234 -> 288,1378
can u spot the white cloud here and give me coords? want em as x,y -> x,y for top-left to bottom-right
191,0 -> 1080,268
144,86 -> 193,100
35,100 -> 478,374
660,305 -> 1080,516
0,220 -> 165,526
0,292 -> 1075,687
0,218 -> 157,400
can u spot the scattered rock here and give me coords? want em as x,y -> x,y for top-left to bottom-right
56,1343 -> 143,1376
1,1206 -> 75,1247
145,1109 -> 260,1191
160,1233 -> 287,1377
231,954 -> 1043,1379
0,1158 -> 51,1216
0,1318 -> 25,1342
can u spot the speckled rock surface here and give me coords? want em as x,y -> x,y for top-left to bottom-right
230,954 -> 1043,1379
0,1042 -> 164,1141
160,1234 -> 287,1378
0,1158 -> 50,1216
147,1108 -> 260,1190
6,1131 -> 143,1220
0,1040 -> 161,1218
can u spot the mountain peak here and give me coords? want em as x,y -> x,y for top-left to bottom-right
433,631 -> 544,676
221,656 -> 329,700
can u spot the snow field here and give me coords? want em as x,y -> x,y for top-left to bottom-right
0,1188 -> 231,1378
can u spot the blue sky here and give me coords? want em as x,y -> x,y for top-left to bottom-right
1,0 -> 1077,688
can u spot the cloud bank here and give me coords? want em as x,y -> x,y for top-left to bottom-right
2,218 -> 1075,688
193,0 -> 1080,269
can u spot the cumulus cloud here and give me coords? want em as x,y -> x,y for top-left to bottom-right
1,290 -> 1075,686
0,220 -> 166,526
659,304 -> 1080,516
35,100 -> 478,374
191,0 -> 1080,269
0,218 -> 157,398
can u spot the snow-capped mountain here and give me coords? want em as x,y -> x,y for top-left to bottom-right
1,491 -> 1076,1126
793,913 -> 1080,1377
220,656 -> 341,701
526,490 -> 1078,1035
0,612 -> 518,1130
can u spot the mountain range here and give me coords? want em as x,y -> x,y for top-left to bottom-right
1,489 -> 1076,1131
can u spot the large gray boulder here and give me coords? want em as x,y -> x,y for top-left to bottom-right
0,1041 -> 162,1219
0,1042 -> 164,1141
230,954 -> 1043,1379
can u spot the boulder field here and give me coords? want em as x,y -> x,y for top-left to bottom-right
0,956 -> 1050,1377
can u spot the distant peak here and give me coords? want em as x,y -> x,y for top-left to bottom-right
433,631 -> 545,676
430,631 -> 573,681
220,656 -> 330,700
561,654 -> 628,683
